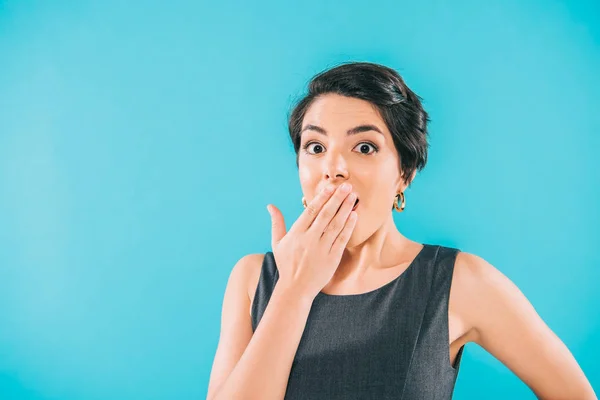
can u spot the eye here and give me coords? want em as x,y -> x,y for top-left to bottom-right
353,142 -> 379,155
303,141 -> 325,155
302,141 -> 379,155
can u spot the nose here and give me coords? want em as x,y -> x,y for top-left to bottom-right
323,152 -> 348,183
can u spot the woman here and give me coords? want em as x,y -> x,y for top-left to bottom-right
206,62 -> 596,399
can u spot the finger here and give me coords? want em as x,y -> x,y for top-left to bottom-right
320,190 -> 356,243
330,211 -> 358,256
308,184 -> 353,236
289,184 -> 336,233
268,204 -> 286,247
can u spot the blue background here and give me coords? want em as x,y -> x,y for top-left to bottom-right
1,0 -> 598,399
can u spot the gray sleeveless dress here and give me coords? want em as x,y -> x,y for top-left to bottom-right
251,243 -> 465,399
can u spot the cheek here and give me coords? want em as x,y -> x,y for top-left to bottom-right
298,163 -> 318,181
298,169 -> 312,190
298,169 -> 321,199
356,192 -> 395,219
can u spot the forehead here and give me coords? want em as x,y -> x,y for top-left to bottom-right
302,94 -> 386,129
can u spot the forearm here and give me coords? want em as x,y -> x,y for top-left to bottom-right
210,285 -> 313,400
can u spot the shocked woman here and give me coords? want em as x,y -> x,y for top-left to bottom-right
207,62 -> 596,400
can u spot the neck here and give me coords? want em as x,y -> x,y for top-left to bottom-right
337,213 -> 416,279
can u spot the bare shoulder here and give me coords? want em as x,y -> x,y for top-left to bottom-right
206,252 -> 266,400
451,250 -> 516,341
229,253 -> 264,296
448,250 -> 498,344
451,248 -> 552,344
448,249 -> 540,347
223,252 -> 265,313
449,250 -> 596,398
228,253 -> 264,284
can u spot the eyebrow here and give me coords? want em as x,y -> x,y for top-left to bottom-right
300,124 -> 384,137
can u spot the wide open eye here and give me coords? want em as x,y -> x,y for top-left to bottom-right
353,142 -> 378,155
303,142 -> 325,154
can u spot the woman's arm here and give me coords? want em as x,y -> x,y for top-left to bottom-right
206,254 -> 314,400
453,251 -> 597,399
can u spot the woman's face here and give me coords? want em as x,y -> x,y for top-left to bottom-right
298,93 -> 410,242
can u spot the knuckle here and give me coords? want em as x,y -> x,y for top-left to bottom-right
320,208 -> 333,220
331,221 -> 343,232
306,204 -> 319,216
327,220 -> 341,233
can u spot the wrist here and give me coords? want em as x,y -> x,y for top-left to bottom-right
272,283 -> 315,309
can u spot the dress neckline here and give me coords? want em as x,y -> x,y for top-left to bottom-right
316,243 -> 430,299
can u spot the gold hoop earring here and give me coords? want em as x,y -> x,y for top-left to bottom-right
393,192 -> 405,212
302,197 -> 307,208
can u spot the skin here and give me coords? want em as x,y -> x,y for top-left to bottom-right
253,93 -> 596,398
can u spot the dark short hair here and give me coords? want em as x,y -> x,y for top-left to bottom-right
287,61 -> 430,188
